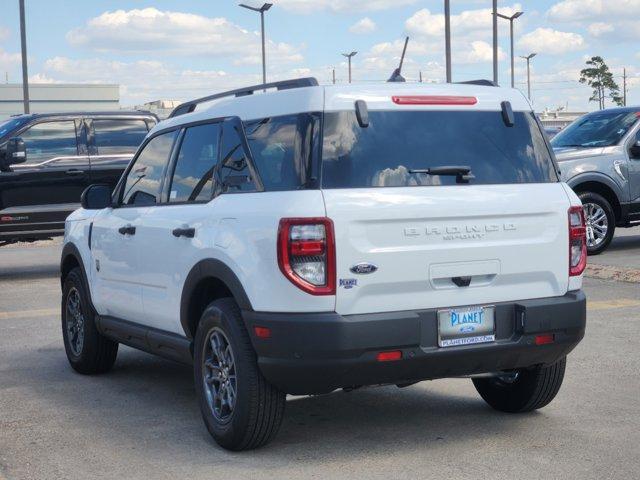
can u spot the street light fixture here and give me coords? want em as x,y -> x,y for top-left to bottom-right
342,51 -> 357,84
520,53 -> 537,102
496,11 -> 524,88
239,3 -> 273,86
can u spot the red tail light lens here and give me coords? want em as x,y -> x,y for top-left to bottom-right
278,218 -> 336,295
569,206 -> 587,276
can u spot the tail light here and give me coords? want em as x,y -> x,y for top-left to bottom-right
278,218 -> 336,295
569,206 -> 587,276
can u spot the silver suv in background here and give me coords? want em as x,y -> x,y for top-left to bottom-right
552,107 -> 640,254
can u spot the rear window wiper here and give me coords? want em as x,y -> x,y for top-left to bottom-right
408,165 -> 475,184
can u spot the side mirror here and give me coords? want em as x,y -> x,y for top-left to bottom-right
0,137 -> 27,170
630,132 -> 640,159
81,184 -> 112,210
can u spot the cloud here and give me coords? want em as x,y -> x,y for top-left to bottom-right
66,8 -> 303,64
405,4 -> 523,39
0,48 -> 21,72
517,28 -> 585,55
459,41 -> 506,64
587,22 -> 614,37
349,17 -> 376,35
274,0 -> 417,14
0,27 -> 9,41
548,0 -> 640,22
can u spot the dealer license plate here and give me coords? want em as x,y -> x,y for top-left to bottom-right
437,306 -> 495,348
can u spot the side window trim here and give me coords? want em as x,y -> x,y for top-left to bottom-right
115,128 -> 180,207
161,127 -> 187,204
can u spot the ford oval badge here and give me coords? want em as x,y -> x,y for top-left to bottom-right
350,263 -> 378,275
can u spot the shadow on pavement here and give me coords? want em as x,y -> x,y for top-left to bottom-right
8,344 -> 536,465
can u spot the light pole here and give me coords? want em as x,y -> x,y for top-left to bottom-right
492,0 -> 498,84
19,0 -> 30,113
496,11 -> 523,88
444,0 -> 452,83
342,51 -> 357,84
520,53 -> 537,102
239,3 -> 273,86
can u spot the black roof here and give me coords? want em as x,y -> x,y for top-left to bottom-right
9,110 -> 158,120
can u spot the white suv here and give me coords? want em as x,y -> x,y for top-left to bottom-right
61,78 -> 587,451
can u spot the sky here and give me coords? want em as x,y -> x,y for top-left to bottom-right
0,0 -> 639,111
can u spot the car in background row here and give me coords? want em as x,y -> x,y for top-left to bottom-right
552,107 -> 640,254
0,112 -> 157,244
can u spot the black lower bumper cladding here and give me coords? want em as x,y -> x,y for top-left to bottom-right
243,291 -> 586,395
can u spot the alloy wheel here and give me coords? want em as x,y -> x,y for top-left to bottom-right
583,202 -> 608,248
65,287 -> 85,356
202,328 -> 237,423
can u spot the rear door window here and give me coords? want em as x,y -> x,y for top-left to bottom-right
168,122 -> 221,203
321,110 -> 557,188
93,118 -> 149,155
121,130 -> 177,206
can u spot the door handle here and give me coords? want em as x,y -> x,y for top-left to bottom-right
118,225 -> 136,236
172,227 -> 195,238
65,169 -> 85,175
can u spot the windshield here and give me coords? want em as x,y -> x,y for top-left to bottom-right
321,110 -> 557,188
551,110 -> 639,148
0,118 -> 27,139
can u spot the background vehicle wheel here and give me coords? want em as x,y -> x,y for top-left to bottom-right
194,298 -> 285,451
62,267 -> 118,374
578,191 -> 615,255
472,357 -> 566,413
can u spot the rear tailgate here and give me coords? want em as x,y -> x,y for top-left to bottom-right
324,184 -> 571,316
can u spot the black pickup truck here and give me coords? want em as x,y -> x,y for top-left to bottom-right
0,111 -> 157,244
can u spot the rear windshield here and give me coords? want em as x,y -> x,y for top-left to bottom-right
321,110 -> 557,188
551,110 -> 639,148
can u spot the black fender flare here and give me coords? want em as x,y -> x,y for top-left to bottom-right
60,242 -> 97,312
180,258 -> 253,338
566,172 -> 625,203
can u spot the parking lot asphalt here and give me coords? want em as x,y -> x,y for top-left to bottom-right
1,240 -> 640,480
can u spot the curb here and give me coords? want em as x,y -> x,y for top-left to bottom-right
585,264 -> 640,284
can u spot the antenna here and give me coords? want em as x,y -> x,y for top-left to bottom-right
387,36 -> 409,83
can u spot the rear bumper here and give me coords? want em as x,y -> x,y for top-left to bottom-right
243,291 -> 586,395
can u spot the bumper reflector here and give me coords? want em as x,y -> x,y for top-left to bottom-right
535,334 -> 554,346
254,326 -> 272,339
376,350 -> 402,362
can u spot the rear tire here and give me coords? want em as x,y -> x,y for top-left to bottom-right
193,298 -> 285,451
578,191 -> 615,255
62,267 -> 118,374
472,357 -> 566,413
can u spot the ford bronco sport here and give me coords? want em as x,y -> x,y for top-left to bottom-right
60,78 -> 587,451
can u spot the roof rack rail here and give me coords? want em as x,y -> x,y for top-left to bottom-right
457,79 -> 498,87
168,77 -> 319,118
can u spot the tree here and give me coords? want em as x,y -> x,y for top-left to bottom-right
579,56 -> 623,110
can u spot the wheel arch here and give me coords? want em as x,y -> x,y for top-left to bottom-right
60,242 -> 97,312
568,174 -> 623,222
181,259 -> 253,339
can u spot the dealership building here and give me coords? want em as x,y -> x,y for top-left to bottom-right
0,83 -> 120,119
